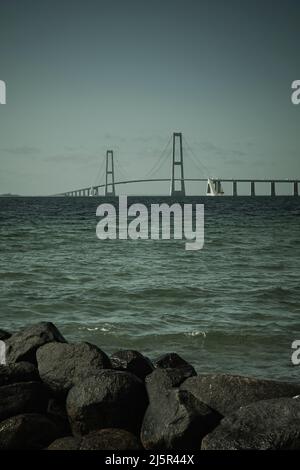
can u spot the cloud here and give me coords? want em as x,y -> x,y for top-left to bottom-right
1,146 -> 41,156
45,152 -> 101,168
193,141 -> 248,159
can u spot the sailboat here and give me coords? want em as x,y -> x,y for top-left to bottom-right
206,178 -> 224,196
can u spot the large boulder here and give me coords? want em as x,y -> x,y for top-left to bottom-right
0,329 -> 11,341
180,374 -> 300,416
79,429 -> 142,450
47,398 -> 71,436
0,362 -> 40,387
36,342 -> 111,395
0,413 -> 62,450
47,436 -> 80,450
141,388 -> 220,450
66,370 -> 148,436
146,368 -> 193,399
0,381 -> 49,422
154,353 -> 196,380
111,350 -> 154,380
47,429 -> 142,451
141,368 -> 221,450
5,322 -> 66,364
202,397 -> 300,450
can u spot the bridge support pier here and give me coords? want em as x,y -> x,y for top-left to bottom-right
294,182 -> 298,196
170,132 -> 185,197
233,181 -> 237,196
105,150 -> 116,196
271,181 -> 276,197
251,181 -> 255,197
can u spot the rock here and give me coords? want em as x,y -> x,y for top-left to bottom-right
0,413 -> 62,450
202,397 -> 300,450
5,322 -> 66,364
79,429 -> 142,450
111,350 -> 154,380
36,341 -> 111,395
180,374 -> 300,416
0,329 -> 11,341
0,381 -> 49,422
141,388 -> 221,450
47,429 -> 142,450
47,398 -> 71,435
47,436 -> 81,450
146,368 -> 193,399
66,370 -> 148,436
154,353 -> 196,380
0,362 -> 40,387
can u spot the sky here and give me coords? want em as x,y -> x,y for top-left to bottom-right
0,0 -> 299,195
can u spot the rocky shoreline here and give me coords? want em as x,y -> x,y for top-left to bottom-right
0,322 -> 300,450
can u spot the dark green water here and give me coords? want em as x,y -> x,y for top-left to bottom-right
0,196 -> 300,381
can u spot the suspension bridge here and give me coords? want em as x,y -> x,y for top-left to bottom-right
56,133 -> 300,197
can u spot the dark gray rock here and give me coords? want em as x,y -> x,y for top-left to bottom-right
0,413 -> 62,450
0,362 -> 39,387
202,397 -> 300,450
66,370 -> 148,436
154,353 -> 196,380
47,398 -> 71,435
79,429 -> 142,450
48,429 -> 142,450
37,341 -> 111,395
0,381 -> 49,422
5,322 -> 66,364
0,328 -> 11,341
111,350 -> 154,380
47,436 -> 81,450
141,388 -> 221,450
146,368 -> 193,400
180,374 -> 300,416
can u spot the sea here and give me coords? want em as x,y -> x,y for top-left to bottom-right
0,196 -> 300,382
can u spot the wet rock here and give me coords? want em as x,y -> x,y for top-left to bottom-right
0,413 -> 62,450
111,350 -> 154,380
0,329 -> 11,341
47,429 -> 142,450
154,353 -> 196,380
180,374 -> 300,416
0,381 -> 49,422
47,398 -> 71,435
141,388 -> 221,450
146,368 -> 193,399
79,429 -> 142,450
47,436 -> 81,450
37,341 -> 111,395
0,362 -> 40,387
66,370 -> 148,436
5,322 -> 66,364
202,397 -> 300,450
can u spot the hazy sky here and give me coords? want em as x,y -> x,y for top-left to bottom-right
0,0 -> 299,195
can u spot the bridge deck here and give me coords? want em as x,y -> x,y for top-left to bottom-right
58,178 -> 300,196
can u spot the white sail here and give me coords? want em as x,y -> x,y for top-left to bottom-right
206,178 -> 224,196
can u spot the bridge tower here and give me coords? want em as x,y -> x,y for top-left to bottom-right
170,132 -> 185,197
105,150 -> 116,196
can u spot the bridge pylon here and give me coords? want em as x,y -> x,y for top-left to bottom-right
105,150 -> 116,196
170,132 -> 185,197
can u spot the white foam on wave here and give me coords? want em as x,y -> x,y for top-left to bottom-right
185,330 -> 207,338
